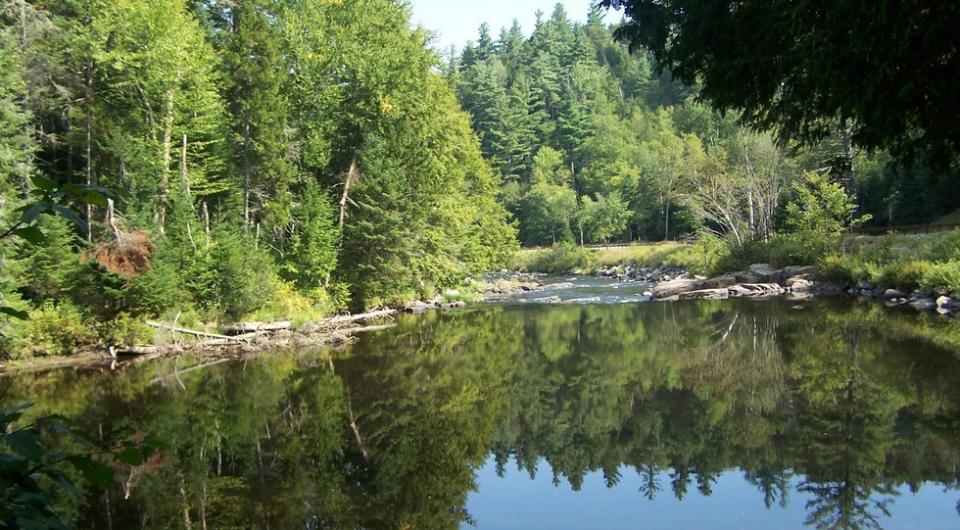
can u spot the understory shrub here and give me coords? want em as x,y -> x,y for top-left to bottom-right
7,302 -> 97,358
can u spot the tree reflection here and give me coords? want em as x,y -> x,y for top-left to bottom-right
5,299 -> 960,529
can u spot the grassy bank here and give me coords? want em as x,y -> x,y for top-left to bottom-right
512,241 -> 719,275
514,230 -> 960,295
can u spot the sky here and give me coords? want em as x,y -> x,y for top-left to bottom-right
408,0 -> 598,53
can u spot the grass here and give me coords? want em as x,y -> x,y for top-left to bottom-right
512,241 -> 717,275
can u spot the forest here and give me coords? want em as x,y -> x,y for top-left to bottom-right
2,0 -> 960,355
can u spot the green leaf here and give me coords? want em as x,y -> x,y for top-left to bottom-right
0,306 -> 29,320
12,226 -> 44,244
115,445 -> 144,466
6,430 -> 44,461
67,456 -> 115,489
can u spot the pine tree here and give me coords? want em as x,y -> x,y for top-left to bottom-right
225,0 -> 295,231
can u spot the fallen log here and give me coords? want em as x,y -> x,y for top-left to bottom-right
148,322 -> 239,341
222,321 -> 292,334
324,309 -> 396,326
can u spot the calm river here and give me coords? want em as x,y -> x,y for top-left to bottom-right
6,281 -> 960,529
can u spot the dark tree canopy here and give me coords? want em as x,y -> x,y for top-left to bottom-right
602,1 -> 960,163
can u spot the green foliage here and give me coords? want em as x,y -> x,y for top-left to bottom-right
517,242 -> 596,274
97,312 -> 155,347
785,172 -> 868,236
580,191 -> 630,243
282,180 -> 339,290
603,0 -> 960,164
6,302 -> 97,358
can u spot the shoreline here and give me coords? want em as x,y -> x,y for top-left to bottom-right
7,265 -> 959,374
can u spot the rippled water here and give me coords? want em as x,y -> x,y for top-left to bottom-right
6,282 -> 960,529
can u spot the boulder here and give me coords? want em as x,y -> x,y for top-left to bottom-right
882,288 -> 907,299
783,265 -> 817,278
699,273 -> 739,289
747,263 -> 783,282
785,275 -> 814,291
652,278 -> 700,298
677,288 -> 730,301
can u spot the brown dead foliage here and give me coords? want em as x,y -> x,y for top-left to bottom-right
86,230 -> 155,278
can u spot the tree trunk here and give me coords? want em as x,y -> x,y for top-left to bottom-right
663,199 -> 671,241
179,134 -> 191,199
157,85 -> 177,232
840,119 -> 857,212
339,157 -> 359,229
242,122 -> 251,229
84,59 -> 94,242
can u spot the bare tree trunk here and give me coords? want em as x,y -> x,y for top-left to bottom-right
339,157 -> 359,229
179,134 -> 191,199
84,59 -> 94,242
177,473 -> 193,530
201,201 -> 210,235
664,199 -> 671,241
748,188 -> 755,239
105,198 -> 121,241
840,119 -> 857,212
242,122 -> 251,230
157,85 -> 177,232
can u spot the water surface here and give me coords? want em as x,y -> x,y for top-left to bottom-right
6,289 -> 960,529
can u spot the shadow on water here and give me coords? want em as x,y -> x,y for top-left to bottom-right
6,295 -> 960,529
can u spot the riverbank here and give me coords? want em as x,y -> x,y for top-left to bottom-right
0,309 -> 400,374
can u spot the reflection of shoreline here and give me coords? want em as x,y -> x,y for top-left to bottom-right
9,300 -> 960,529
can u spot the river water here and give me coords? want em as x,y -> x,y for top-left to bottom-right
6,278 -> 960,529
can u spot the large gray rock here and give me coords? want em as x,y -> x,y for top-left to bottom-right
652,278 -> 700,298
699,273 -> 740,289
783,265 -> 817,278
677,288 -> 730,301
883,288 -> 907,299
747,263 -> 783,283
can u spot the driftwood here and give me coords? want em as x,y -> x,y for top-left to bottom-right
324,309 -> 396,326
147,322 -> 239,341
222,321 -> 291,334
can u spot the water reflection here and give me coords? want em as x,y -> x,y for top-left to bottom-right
7,299 -> 960,529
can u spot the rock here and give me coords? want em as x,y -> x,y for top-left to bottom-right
677,288 -> 730,301
812,282 -> 845,294
783,265 -> 817,278
404,300 -> 431,313
910,297 -> 937,311
441,301 -> 467,309
856,279 -> 875,290
748,263 -> 784,282
728,283 -> 784,297
652,278 -> 700,298
699,273 -> 739,289
883,288 -> 907,299
785,275 -> 814,291
936,296 -> 959,310
642,291 -> 654,297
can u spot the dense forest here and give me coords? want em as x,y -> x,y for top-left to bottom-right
452,4 -> 960,248
3,0 -> 960,352
0,0 -> 518,350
